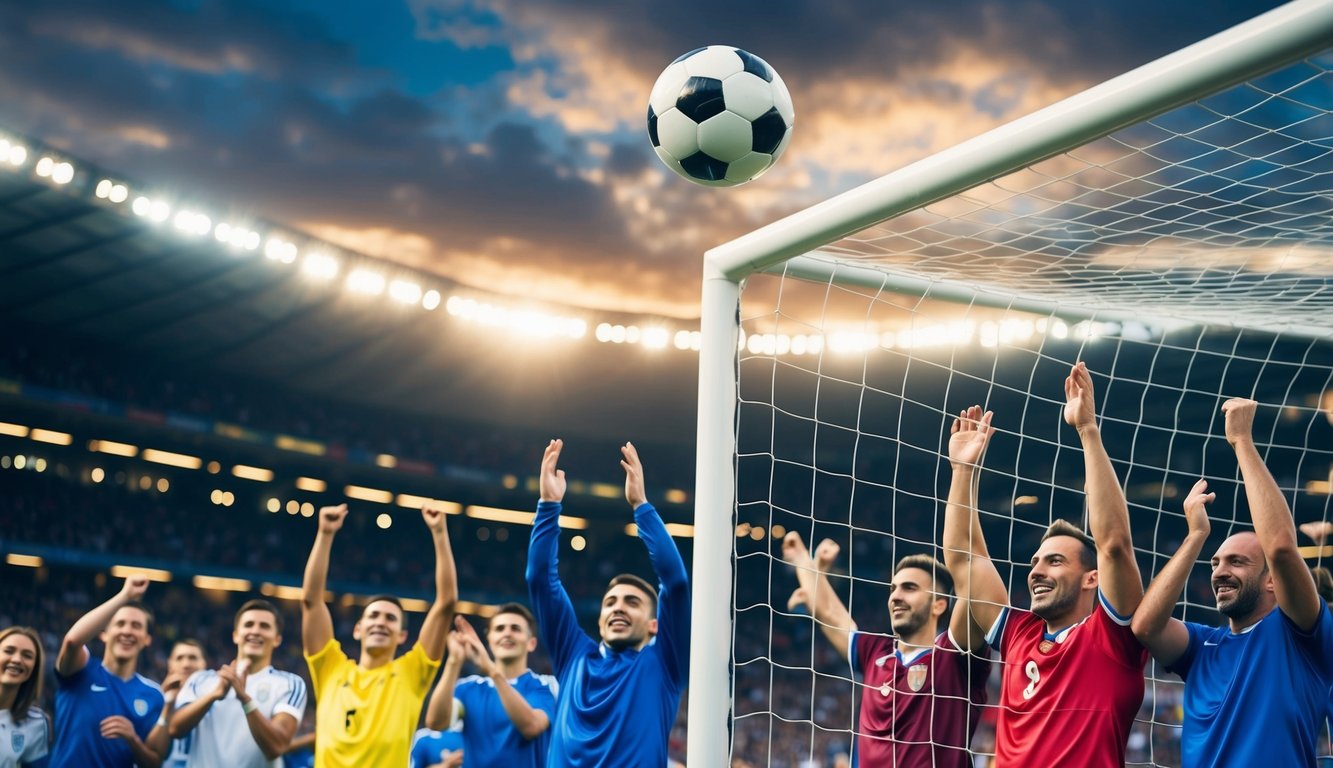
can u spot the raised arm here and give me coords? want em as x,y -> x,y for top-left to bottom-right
622,442 -> 690,685
943,406 -> 1008,641
301,504 -> 345,656
781,533 -> 855,661
455,616 -> 550,739
56,575 -> 149,676
424,630 -> 466,731
525,439 -> 585,673
417,501 -> 460,662
1224,398 -> 1322,630
1065,362 -> 1143,616
1131,479 -> 1212,665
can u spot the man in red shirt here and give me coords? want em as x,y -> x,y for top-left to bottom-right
942,363 -> 1148,767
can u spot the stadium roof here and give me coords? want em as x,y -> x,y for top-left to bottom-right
0,152 -> 701,448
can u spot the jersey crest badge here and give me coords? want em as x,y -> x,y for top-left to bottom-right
257,683 -> 272,703
11,732 -> 24,754
134,698 -> 149,717
907,664 -> 928,692
1038,640 -> 1055,653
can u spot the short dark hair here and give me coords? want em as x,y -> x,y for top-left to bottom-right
0,627 -> 43,719
116,600 -> 155,635
606,574 -> 658,614
172,638 -> 206,658
362,594 -> 407,629
487,603 -> 537,635
893,554 -> 955,597
235,599 -> 284,634
1040,519 -> 1097,571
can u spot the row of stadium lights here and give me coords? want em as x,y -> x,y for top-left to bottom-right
2,551 -> 502,617
3,132 -> 1121,356
0,421 -> 694,546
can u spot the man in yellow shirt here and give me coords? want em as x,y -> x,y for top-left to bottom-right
301,501 -> 458,768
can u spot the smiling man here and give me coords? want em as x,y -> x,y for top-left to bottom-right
942,364 -> 1149,767
1132,399 -> 1333,767
168,600 -> 307,768
423,605 -> 558,767
51,574 -> 166,768
300,501 -> 458,768
526,440 -> 689,767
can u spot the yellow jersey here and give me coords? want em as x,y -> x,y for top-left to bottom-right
306,639 -> 440,768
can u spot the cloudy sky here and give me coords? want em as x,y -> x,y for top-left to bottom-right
0,0 -> 1287,319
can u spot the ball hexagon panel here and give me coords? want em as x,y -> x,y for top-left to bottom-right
734,48 -> 774,83
720,72 -> 775,122
654,108 -> 701,160
648,62 -> 691,117
681,45 -> 745,80
724,152 -> 775,184
698,111 -> 755,164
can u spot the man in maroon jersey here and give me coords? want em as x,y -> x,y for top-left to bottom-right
782,531 -> 990,767
942,363 -> 1148,767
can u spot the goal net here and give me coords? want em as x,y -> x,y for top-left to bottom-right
687,1 -> 1333,766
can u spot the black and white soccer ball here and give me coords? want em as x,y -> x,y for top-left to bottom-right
647,45 -> 794,187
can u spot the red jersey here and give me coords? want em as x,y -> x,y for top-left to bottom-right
987,597 -> 1147,767
851,630 -> 991,768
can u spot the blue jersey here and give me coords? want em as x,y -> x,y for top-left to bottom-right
1168,605 -> 1333,767
454,670 -> 558,768
50,652 -> 164,768
409,727 -> 463,768
526,500 -> 690,768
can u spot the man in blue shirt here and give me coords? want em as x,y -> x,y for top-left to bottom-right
423,605 -> 557,767
408,723 -> 463,768
526,439 -> 690,768
1132,398 -> 1333,767
51,574 -> 167,768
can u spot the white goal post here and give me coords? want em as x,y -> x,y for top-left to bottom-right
688,0 -> 1333,764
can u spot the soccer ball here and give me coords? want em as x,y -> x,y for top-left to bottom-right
647,46 -> 794,187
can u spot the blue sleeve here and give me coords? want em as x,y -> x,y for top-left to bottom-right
1167,621 -> 1210,678
635,502 -> 690,688
526,500 -> 592,674
527,676 -> 558,719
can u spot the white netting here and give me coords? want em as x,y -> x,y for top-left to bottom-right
726,51 -> 1333,768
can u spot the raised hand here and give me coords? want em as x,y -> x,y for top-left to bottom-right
216,661 -> 248,700
120,574 -> 150,600
452,616 -> 495,674
812,539 -> 840,572
1063,361 -> 1098,432
1182,479 -> 1214,539
1222,398 -> 1258,446
422,499 -> 450,533
621,441 -> 647,509
948,405 -> 994,468
780,531 -> 810,567
1300,521 -> 1333,547
540,439 -> 567,503
787,586 -> 810,612
318,503 -> 348,534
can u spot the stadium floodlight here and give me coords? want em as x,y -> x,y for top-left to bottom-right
344,484 -> 392,503
295,476 -> 326,493
421,289 -> 442,310
110,565 -> 171,582
193,575 -> 252,592
388,279 -> 422,305
51,161 -> 74,185
232,464 -> 274,482
5,554 -> 43,568
687,1 -> 1333,764
301,252 -> 339,280
641,326 -> 670,350
264,236 -> 298,263
87,439 -> 138,457
141,448 -> 202,470
0,421 -> 29,437
29,428 -> 72,445
172,210 -> 213,237
346,269 -> 386,295
3,142 -> 26,167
